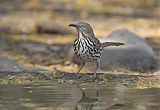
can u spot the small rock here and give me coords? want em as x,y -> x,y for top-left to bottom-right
36,21 -> 70,34
0,56 -> 24,72
0,56 -> 47,74
20,42 -> 48,53
0,23 -> 32,34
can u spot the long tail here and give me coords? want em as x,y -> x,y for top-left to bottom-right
101,42 -> 125,48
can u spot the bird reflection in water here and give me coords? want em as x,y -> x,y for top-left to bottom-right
75,83 -> 101,110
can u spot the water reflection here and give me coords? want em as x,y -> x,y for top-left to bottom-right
76,83 -> 160,110
0,83 -> 81,110
75,83 -> 101,110
0,83 -> 160,110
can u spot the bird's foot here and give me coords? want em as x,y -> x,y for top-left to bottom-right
74,73 -> 81,79
91,73 -> 98,81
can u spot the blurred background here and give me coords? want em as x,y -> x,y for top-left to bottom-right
0,0 -> 160,73
0,1 -> 160,110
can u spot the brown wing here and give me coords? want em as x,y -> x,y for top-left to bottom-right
101,42 -> 125,48
92,37 -> 102,49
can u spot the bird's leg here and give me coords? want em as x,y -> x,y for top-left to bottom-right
94,82 -> 101,107
92,59 -> 100,81
75,61 -> 85,78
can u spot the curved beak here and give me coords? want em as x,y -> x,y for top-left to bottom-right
68,24 -> 77,28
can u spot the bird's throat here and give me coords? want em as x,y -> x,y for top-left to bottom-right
78,31 -> 84,39
78,30 -> 88,40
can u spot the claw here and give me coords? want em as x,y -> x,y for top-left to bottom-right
91,73 -> 98,81
75,73 -> 81,79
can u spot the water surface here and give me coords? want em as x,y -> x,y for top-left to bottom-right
0,83 -> 160,110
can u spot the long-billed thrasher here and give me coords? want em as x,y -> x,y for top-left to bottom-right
69,22 -> 124,80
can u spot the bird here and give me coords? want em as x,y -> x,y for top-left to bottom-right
69,22 -> 124,80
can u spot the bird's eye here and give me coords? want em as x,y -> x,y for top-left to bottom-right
81,26 -> 86,30
81,26 -> 84,28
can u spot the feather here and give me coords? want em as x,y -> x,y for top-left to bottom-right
101,42 -> 125,48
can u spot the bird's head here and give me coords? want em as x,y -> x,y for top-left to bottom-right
69,22 -> 94,38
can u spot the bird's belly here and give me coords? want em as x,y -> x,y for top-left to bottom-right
77,53 -> 96,61
73,38 -> 102,61
74,46 -> 101,61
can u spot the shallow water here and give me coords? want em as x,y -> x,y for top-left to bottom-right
0,83 -> 160,110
